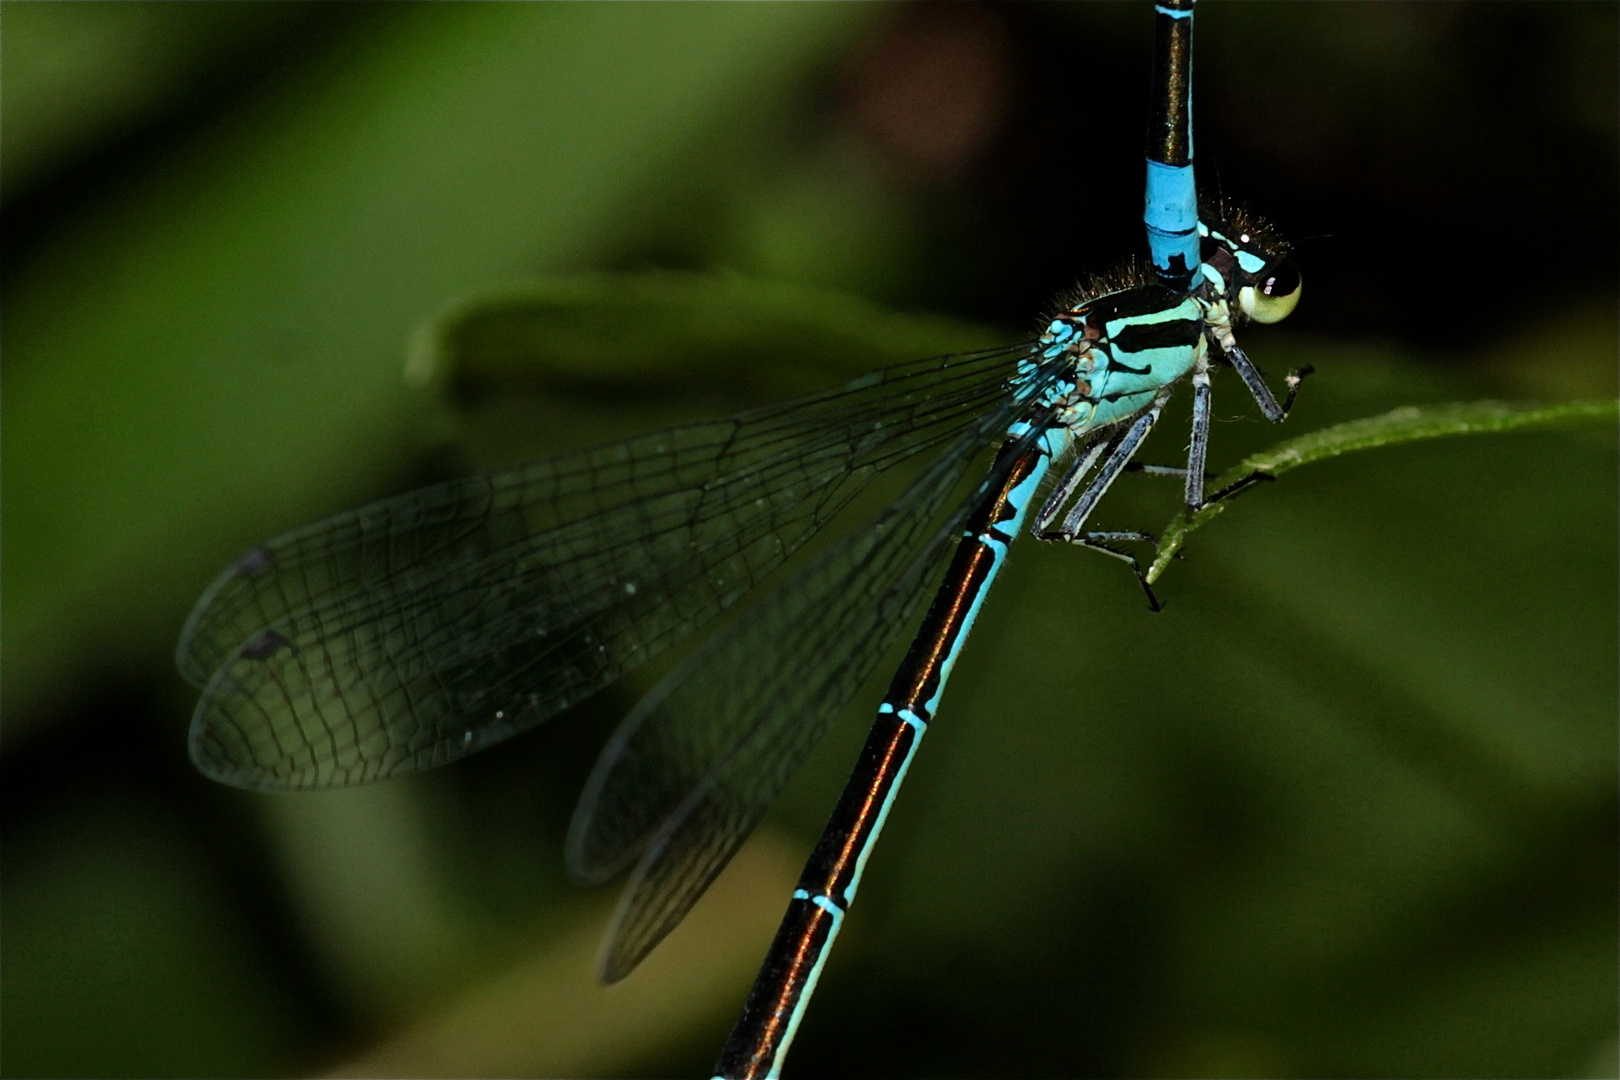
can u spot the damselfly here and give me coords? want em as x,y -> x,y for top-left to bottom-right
177,1 -> 1306,1075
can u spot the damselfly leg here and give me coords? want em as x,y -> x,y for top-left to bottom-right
1033,404 -> 1167,610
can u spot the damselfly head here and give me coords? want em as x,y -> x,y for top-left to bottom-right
1238,257 -> 1301,324
1197,209 -> 1302,326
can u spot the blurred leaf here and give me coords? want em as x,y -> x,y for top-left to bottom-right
413,270 -> 1006,402
1148,399 -> 1619,583
3,788 -> 304,1078
418,270 -> 1014,474
0,2 -> 315,196
2,3 -> 878,732
255,784 -> 473,1018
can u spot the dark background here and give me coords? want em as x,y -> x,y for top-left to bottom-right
4,3 -> 1615,1078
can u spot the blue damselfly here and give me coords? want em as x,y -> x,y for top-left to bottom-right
178,1 -> 1306,1074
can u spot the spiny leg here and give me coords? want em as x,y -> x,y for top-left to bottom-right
1071,536 -> 1161,612
1114,367 -> 1216,511
1279,363 -> 1314,415
1127,461 -> 1279,511
1203,470 -> 1275,505
1181,364 -> 1270,511
1056,405 -> 1160,538
1184,367 -> 1212,508
1200,335 -> 1316,506
1032,433 -> 1110,535
1034,405 -> 1165,610
1033,406 -> 1159,539
1217,334 -> 1314,423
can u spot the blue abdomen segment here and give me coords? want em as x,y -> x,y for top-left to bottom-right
1145,160 -> 1199,286
1145,0 -> 1197,287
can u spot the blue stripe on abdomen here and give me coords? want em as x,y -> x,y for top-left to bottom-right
923,427 -> 1064,717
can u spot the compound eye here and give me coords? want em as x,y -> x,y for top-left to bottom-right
1239,259 -> 1301,324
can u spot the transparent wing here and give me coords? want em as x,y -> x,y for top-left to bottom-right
562,369 -> 1058,981
182,344 -> 1034,790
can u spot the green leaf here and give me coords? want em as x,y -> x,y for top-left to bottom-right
1147,398 -> 1619,584
1,3 -> 878,730
412,270 -> 1005,402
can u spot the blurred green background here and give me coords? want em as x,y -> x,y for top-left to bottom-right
3,3 -> 1616,1077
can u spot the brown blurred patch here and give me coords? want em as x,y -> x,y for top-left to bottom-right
838,3 -> 1014,187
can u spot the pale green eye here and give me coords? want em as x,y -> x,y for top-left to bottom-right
1238,258 -> 1301,324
